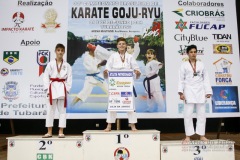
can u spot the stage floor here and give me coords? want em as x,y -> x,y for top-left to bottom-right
1,132 -> 240,160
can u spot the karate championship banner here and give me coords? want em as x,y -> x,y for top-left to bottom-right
0,0 -> 239,119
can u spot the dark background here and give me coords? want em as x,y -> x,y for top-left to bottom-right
0,1 -> 240,135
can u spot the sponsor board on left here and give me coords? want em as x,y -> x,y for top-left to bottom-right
1,12 -> 34,33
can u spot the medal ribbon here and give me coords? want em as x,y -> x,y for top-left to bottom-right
189,60 -> 196,75
56,59 -> 63,75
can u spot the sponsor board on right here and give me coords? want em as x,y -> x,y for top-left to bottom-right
212,86 -> 239,113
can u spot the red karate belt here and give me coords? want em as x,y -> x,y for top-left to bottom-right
49,78 -> 67,107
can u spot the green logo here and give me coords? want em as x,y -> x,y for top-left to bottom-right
3,51 -> 19,65
173,8 -> 184,17
109,79 -> 116,86
37,153 -> 53,160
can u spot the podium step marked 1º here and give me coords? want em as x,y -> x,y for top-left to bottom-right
7,135 -> 84,160
83,130 -> 160,160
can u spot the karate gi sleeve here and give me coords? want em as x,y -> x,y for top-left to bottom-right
177,63 -> 185,94
83,55 -> 98,73
147,61 -> 163,77
105,54 -> 114,71
132,42 -> 140,60
65,64 -> 72,93
203,66 -> 213,95
94,45 -> 112,60
43,63 -> 51,93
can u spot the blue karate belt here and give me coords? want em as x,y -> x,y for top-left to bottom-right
143,74 -> 158,99
86,72 -> 104,83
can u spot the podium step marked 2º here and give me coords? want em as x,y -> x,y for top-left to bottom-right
7,135 -> 84,160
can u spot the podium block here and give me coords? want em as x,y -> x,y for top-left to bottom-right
7,136 -> 83,160
83,130 -> 160,160
161,140 -> 235,160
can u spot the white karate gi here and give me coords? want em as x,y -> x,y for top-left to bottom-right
76,52 -> 108,101
106,52 -> 141,124
144,60 -> 165,111
178,60 -> 212,136
43,60 -> 72,128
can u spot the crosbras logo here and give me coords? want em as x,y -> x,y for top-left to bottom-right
1,12 -> 34,33
178,1 -> 224,7
173,8 -> 225,18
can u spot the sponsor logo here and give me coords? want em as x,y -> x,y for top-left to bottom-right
173,8 -> 184,17
121,92 -> 132,97
109,98 -> 121,103
37,153 -> 53,160
213,44 -> 232,54
109,79 -> 116,86
41,8 -> 60,32
212,86 -> 239,113
122,97 -> 131,104
20,39 -> 40,46
3,81 -> 19,102
189,21 -> 225,30
29,84 -> 45,98
213,57 -> 232,85
175,19 -> 187,32
174,34 -> 208,44
114,147 -> 130,160
194,157 -> 203,160
1,12 -> 34,33
37,50 -> 50,76
109,92 -> 120,95
143,21 -> 161,38
173,8 -> 224,17
178,45 -> 204,55
18,0 -> 53,7
178,1 -> 224,7
3,51 -> 19,65
10,69 -> 23,76
1,68 -> 9,76
212,34 -> 231,42
175,19 -> 225,31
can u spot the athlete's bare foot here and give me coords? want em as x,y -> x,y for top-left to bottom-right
130,124 -> 137,131
200,136 -> 209,142
104,124 -> 111,132
182,136 -> 191,144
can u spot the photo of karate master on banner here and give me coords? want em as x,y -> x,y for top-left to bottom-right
66,0 -> 165,114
